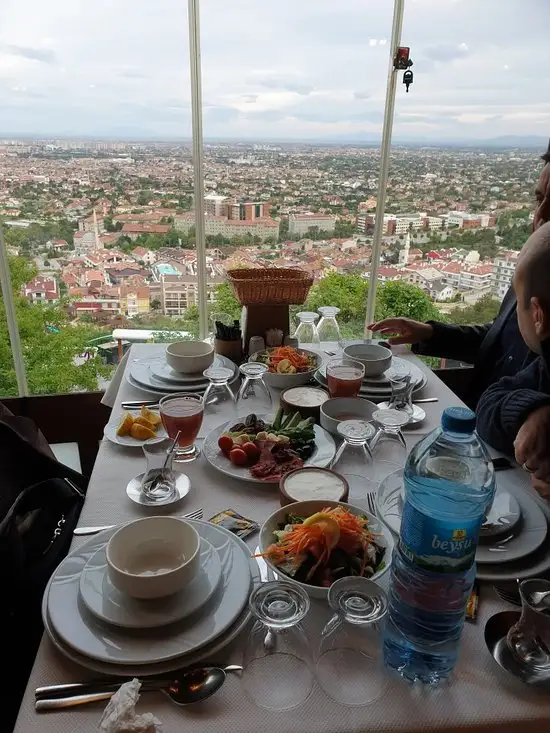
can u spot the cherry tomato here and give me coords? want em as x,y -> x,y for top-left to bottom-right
218,435 -> 233,456
229,447 -> 248,466
242,441 -> 260,463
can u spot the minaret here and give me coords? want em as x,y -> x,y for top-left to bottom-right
399,230 -> 411,265
93,208 -> 104,250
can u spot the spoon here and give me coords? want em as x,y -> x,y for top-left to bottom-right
35,665 -> 242,711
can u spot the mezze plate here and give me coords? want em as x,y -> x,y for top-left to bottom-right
203,416 -> 336,484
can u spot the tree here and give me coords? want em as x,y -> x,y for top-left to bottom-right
0,255 -> 112,396
334,219 -> 355,238
446,294 -> 501,326
212,283 -> 241,320
375,280 -> 442,323
136,190 -> 153,206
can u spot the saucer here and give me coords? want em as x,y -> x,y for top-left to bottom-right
377,402 -> 426,424
485,611 -> 550,687
79,537 -> 222,629
126,472 -> 191,506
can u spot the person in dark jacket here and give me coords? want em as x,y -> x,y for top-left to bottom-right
369,146 -> 550,410
476,221 -> 550,499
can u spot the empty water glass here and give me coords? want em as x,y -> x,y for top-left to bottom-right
243,582 -> 313,711
386,361 -> 414,418
317,306 -> 343,346
140,439 -> 177,504
203,366 -> 236,421
370,408 -> 409,483
236,362 -> 273,417
331,420 -> 377,505
316,577 -> 389,706
507,579 -> 550,669
294,312 -> 320,346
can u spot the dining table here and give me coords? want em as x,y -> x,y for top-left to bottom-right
13,343 -> 550,733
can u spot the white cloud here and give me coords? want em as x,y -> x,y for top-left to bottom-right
0,0 -> 548,140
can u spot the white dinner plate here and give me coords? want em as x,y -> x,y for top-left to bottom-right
79,537 -> 222,629
150,356 -> 235,385
130,357 -> 237,395
103,409 -> 167,447
46,519 -> 252,666
376,469 -> 549,569
203,416 -> 337,484
42,549 -> 260,677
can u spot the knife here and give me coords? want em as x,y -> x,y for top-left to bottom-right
121,400 -> 160,409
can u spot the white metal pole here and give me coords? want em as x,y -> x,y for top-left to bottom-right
364,0 -> 405,335
188,0 -> 209,340
0,228 -> 29,395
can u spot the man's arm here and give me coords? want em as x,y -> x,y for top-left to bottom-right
476,358 -> 550,455
413,321 -> 491,364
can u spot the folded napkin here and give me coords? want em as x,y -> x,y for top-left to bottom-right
99,679 -> 161,733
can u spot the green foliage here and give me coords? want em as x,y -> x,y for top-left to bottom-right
304,272 -> 368,321
496,219 -> 531,251
375,280 -> 442,322
334,219 -> 356,238
136,190 -> 153,206
212,283 -> 241,320
445,294 -> 501,326
0,255 -> 111,396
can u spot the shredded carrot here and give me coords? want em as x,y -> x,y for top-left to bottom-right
265,346 -> 315,373
257,507 -> 378,581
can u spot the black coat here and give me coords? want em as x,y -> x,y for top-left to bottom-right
476,340 -> 550,455
413,288 -> 536,408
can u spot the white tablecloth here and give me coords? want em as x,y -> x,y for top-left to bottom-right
14,345 -> 550,733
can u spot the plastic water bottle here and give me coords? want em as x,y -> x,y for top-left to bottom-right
383,406 -> 495,684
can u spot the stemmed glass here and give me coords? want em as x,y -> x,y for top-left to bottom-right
202,366 -> 237,422
330,420 -> 377,506
242,582 -> 314,711
294,312 -> 320,346
317,306 -> 343,346
316,577 -> 389,706
236,362 -> 273,417
370,408 -> 408,483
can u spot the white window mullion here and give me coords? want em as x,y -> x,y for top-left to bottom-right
0,228 -> 28,396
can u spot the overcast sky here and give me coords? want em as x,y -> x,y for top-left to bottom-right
0,0 -> 549,142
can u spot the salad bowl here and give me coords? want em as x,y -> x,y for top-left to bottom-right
259,499 -> 394,599
249,346 -> 321,388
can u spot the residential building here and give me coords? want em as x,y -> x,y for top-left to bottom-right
119,286 -> 150,317
132,247 -> 158,265
47,239 -> 69,252
424,279 -> 455,302
73,230 -> 103,254
225,200 -> 266,221
459,264 -> 493,291
174,213 -> 279,241
446,211 -> 495,229
156,274 -> 223,315
78,211 -> 106,234
365,266 -> 402,283
121,224 -> 171,241
288,213 -> 336,236
204,194 -> 228,216
492,251 -> 519,299
23,276 -> 59,303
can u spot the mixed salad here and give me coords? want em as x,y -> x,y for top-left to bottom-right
260,506 -> 385,587
255,346 -> 317,375
217,409 -> 317,480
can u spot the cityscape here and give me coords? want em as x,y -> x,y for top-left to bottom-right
0,137 -> 542,394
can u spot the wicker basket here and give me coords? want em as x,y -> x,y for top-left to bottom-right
227,268 -> 313,306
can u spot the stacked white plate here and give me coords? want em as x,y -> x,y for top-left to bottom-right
128,355 -> 239,396
314,356 -> 427,402
42,518 -> 260,675
375,469 -> 550,582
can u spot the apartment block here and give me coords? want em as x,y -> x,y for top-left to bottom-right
288,213 -> 336,236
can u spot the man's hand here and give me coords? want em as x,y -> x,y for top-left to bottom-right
368,318 -> 433,346
531,475 -> 550,501
514,405 -> 550,480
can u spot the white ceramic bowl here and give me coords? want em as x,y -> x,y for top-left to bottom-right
259,499 -> 394,599
249,348 -> 320,389
165,341 -> 215,374
106,517 -> 200,599
320,397 -> 377,436
343,343 -> 392,376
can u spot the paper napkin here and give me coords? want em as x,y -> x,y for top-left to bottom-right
99,679 -> 161,733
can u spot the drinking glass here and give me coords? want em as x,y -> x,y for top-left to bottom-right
317,306 -> 343,346
384,361 -> 414,418
159,393 -> 204,462
140,439 -> 177,504
202,366 -> 237,422
243,582 -> 313,711
370,408 -> 408,483
236,363 -> 273,417
507,579 -> 550,669
326,357 -> 365,398
316,577 -> 389,706
330,420 -> 377,506
294,312 -> 320,346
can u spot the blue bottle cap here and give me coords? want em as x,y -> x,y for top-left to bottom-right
441,406 -> 476,434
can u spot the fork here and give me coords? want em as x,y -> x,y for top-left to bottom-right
366,492 -> 377,515
493,584 -> 521,606
73,508 -> 204,536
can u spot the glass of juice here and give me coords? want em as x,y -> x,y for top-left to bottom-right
159,393 -> 204,462
326,358 -> 365,398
